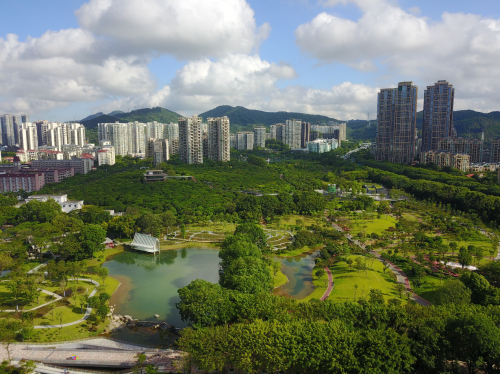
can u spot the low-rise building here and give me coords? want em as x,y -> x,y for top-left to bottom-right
306,139 -> 339,153
25,194 -> 84,213
0,172 -> 45,192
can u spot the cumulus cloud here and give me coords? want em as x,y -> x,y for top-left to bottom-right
0,31 -> 155,113
96,54 -> 376,120
75,0 -> 270,59
296,0 -> 500,112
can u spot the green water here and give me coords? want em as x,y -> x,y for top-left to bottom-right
103,248 -> 220,343
103,248 -> 317,345
273,252 -> 318,299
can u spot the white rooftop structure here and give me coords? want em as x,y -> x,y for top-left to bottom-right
25,194 -> 84,213
130,233 -> 160,254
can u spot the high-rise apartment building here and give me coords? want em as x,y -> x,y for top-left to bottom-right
98,122 -> 129,156
1,115 -> 15,146
236,131 -> 254,150
422,80 -> 455,151
270,124 -> 285,142
376,81 -> 418,163
97,141 -> 116,166
491,139 -> 500,162
301,122 -> 311,148
179,116 -> 203,164
21,114 -> 29,123
284,119 -> 302,149
163,123 -> 179,142
253,127 -> 266,148
437,137 -> 483,163
128,122 -> 146,155
146,138 -> 169,166
208,117 -> 230,162
18,123 -> 38,151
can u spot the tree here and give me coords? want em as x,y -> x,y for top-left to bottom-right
458,247 -> 472,269
438,280 -> 471,305
346,258 -> 353,271
394,283 -> 406,298
449,241 -> 458,256
315,269 -> 326,278
445,312 -> 500,374
77,224 -> 107,259
133,353 -> 147,374
368,289 -> 385,305
136,213 -> 163,237
233,223 -> 267,250
56,310 -> 64,329
96,304 -> 110,321
17,199 -> 61,223
93,266 -> 109,286
272,261 -> 281,277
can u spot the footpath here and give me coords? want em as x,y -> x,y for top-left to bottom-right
325,214 -> 431,306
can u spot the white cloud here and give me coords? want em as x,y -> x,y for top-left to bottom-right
96,54 -> 376,120
295,0 -> 500,112
0,30 -> 155,114
75,0 -> 270,59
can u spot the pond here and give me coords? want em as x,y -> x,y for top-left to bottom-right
103,248 -> 318,345
273,251 -> 318,299
103,248 -> 220,345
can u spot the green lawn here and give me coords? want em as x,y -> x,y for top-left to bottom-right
411,275 -> 442,305
299,270 -> 329,302
275,245 -> 322,258
349,215 -> 397,236
327,255 -> 401,303
272,270 -> 288,288
85,245 -> 125,268
0,283 -> 48,310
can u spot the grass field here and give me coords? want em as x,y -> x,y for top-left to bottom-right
275,245 -> 322,258
327,255 -> 401,303
348,215 -> 397,236
273,270 -> 288,288
299,270 -> 329,302
85,246 -> 125,268
411,275 -> 442,305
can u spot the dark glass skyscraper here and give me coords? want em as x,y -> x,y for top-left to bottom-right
422,80 -> 455,151
376,81 -> 418,164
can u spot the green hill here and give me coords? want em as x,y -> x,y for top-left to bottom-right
79,107 -> 184,130
199,105 -> 341,132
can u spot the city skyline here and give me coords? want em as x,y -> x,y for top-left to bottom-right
1,0 -> 500,122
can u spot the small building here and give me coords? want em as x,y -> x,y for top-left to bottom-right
130,233 -> 160,254
102,237 -> 114,249
25,194 -> 84,213
143,170 -> 167,182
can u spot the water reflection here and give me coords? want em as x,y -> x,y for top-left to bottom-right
273,251 -> 318,299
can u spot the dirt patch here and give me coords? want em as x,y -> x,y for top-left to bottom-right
108,274 -> 133,308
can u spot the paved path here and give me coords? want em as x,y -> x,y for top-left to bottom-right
320,267 -> 333,301
2,338 -> 183,373
325,214 -> 431,306
34,278 -> 99,329
0,289 -> 62,313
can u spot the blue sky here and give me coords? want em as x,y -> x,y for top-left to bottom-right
1,0 -> 500,122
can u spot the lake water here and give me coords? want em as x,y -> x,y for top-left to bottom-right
273,252 -> 318,299
103,248 -> 317,345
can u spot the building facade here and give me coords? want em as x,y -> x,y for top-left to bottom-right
208,117 -> 230,162
437,137 -> 484,163
421,150 -> 470,172
236,131 -> 254,150
301,122 -> 311,148
422,80 -> 455,152
376,81 -> 418,164
284,119 -> 302,149
178,116 -> 203,164
253,127 -> 267,148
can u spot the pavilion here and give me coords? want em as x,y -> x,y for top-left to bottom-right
130,233 -> 160,254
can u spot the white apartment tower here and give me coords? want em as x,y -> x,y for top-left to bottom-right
236,131 -> 254,150
128,122 -> 146,155
284,119 -> 302,149
97,141 -> 116,166
179,116 -> 203,164
208,116 -> 230,162
19,123 -> 38,151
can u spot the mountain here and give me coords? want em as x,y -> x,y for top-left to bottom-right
79,107 -> 183,130
199,105 -> 341,132
80,112 -> 105,122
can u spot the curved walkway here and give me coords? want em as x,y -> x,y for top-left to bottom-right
34,278 -> 100,329
324,213 -> 431,306
320,267 -> 333,301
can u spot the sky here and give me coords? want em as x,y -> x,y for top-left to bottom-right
1,0 -> 500,122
